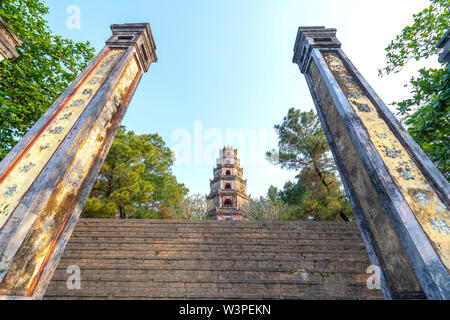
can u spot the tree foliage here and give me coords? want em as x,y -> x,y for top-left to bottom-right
266,108 -> 353,221
379,0 -> 449,75
0,0 -> 96,159
396,67 -> 449,178
266,109 -> 336,181
379,0 -> 449,179
269,177 -> 353,221
240,197 -> 292,221
167,194 -> 214,220
81,126 -> 189,219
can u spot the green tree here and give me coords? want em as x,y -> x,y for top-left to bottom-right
266,109 -> 337,190
167,194 -> 214,220
0,0 -> 96,159
277,176 -> 352,221
267,108 -> 353,221
266,185 -> 279,203
277,180 -> 306,207
379,0 -> 449,179
240,197 -> 292,221
82,126 -> 189,219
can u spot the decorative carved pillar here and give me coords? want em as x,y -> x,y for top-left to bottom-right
293,26 -> 449,300
0,17 -> 20,62
0,23 -> 157,299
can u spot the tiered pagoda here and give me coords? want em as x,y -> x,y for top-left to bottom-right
207,146 -> 250,220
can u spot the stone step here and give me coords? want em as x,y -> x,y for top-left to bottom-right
58,250 -> 369,262
43,288 -> 382,300
50,268 -> 372,283
75,219 -> 358,227
55,258 -> 369,272
66,237 -> 364,246
44,280 -> 379,298
54,264 -> 370,273
69,231 -> 363,240
47,277 -> 370,288
72,224 -> 360,232
44,294 -> 380,300
45,279 -> 373,291
44,219 -> 381,300
64,243 -> 367,252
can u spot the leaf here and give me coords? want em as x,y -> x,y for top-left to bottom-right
81,126 -> 189,219
0,0 -> 95,159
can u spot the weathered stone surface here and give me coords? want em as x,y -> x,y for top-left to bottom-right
44,219 -> 383,300
293,26 -> 450,300
0,23 -> 156,299
307,59 -> 422,297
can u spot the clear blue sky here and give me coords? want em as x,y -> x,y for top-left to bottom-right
44,0 -> 436,197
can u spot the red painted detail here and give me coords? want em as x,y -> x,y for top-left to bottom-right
0,49 -> 112,231
0,48 -> 111,186
26,199 -> 72,296
26,54 -> 143,297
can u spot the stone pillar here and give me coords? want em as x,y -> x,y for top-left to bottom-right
437,28 -> 449,64
0,23 -> 157,299
0,17 -> 20,62
293,26 -> 449,300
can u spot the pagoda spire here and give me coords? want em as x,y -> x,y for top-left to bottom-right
207,147 -> 250,220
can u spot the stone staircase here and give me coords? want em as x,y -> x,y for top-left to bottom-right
44,219 -> 384,300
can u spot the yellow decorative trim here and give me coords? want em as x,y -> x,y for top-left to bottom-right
0,48 -> 6,60
0,49 -> 125,229
323,52 -> 450,270
0,56 -> 140,294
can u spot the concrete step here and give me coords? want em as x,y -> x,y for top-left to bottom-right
44,293 -> 381,300
54,258 -> 370,273
65,238 -> 364,247
59,249 -> 370,261
44,280 -> 381,300
64,243 -> 367,253
75,219 -> 359,228
69,231 -> 364,240
50,268 -> 373,284
72,224 -> 360,232
44,219 -> 383,300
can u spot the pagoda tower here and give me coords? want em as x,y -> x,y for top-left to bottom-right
207,146 -> 250,220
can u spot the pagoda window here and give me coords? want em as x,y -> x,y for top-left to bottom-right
225,170 -> 231,176
224,199 -> 232,207
225,183 -> 232,190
